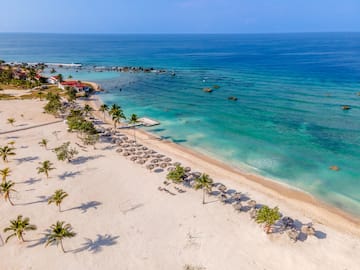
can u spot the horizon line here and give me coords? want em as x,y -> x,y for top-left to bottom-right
0,31 -> 360,35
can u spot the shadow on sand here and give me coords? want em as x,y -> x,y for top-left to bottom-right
71,155 -> 104,165
64,201 -> 102,213
58,171 -> 81,180
15,156 -> 39,164
72,234 -> 119,253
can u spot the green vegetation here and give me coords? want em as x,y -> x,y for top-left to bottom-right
38,138 -> 49,150
110,105 -> 126,129
166,165 -> 186,184
53,142 -> 78,162
7,118 -> 15,126
0,180 -> 16,205
66,109 -> 97,135
48,189 -> 68,212
65,87 -> 77,102
0,145 -> 16,163
0,167 -> 11,183
44,92 -> 62,116
83,104 -> 93,116
194,173 -> 213,204
255,206 -> 281,234
99,104 -> 109,121
46,221 -> 76,253
37,160 -> 55,179
81,133 -> 99,149
3,215 -> 37,243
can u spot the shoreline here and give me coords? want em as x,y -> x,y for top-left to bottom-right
87,92 -> 360,236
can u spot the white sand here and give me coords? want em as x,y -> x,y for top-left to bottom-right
0,99 -> 359,270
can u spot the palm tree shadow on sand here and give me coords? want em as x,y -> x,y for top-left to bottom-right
26,230 -> 51,248
64,201 -> 102,213
71,155 -> 105,165
72,234 -> 119,253
58,171 -> 81,180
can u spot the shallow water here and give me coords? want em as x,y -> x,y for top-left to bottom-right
1,33 -> 359,215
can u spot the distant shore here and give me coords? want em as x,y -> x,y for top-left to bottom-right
87,90 -> 360,236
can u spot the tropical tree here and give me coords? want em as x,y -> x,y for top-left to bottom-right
37,91 -> 44,101
0,167 -> 11,183
129,113 -> 140,142
83,104 -> 93,117
166,165 -> 186,184
66,87 -> 77,102
0,180 -> 16,205
53,142 -> 78,162
109,104 -> 121,116
57,74 -> 63,83
81,134 -> 99,149
255,205 -> 281,234
3,215 -> 37,243
38,138 -> 49,150
194,173 -> 213,204
48,189 -> 68,212
112,109 -> 126,129
7,118 -> 15,126
99,104 -> 109,121
46,221 -> 76,253
0,145 -> 16,163
37,160 -> 55,179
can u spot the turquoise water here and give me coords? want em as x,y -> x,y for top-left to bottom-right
1,33 -> 360,215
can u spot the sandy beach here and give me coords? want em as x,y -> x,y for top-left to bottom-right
0,98 -> 359,270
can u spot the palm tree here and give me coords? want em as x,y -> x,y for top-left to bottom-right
37,91 -> 44,101
112,109 -> 126,129
7,118 -> 15,126
255,205 -> 281,234
109,104 -> 121,116
99,104 -> 109,121
0,145 -> 16,163
37,160 -> 55,179
46,221 -> 76,253
0,180 -> 16,205
129,113 -> 139,142
48,189 -> 68,212
194,173 -> 213,204
0,167 -> 11,183
83,104 -> 93,117
38,138 -> 49,150
3,215 -> 37,243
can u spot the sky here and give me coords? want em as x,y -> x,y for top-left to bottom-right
0,0 -> 359,34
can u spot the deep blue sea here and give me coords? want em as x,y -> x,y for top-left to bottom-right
1,33 -> 360,215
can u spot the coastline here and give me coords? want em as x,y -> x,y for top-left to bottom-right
87,92 -> 360,236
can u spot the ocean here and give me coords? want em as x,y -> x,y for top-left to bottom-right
1,33 -> 359,215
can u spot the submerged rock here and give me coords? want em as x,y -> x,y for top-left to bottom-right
203,88 -> 212,93
228,96 -> 238,101
213,85 -> 220,89
329,165 -> 340,171
342,105 -> 351,110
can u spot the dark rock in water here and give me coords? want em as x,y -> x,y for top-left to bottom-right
228,96 -> 238,101
213,85 -> 220,89
342,105 -> 351,110
203,88 -> 212,93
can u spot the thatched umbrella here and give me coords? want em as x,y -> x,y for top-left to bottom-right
123,152 -> 131,157
287,229 -> 300,242
142,146 -> 148,151
173,162 -> 181,167
135,151 -> 143,156
192,172 -> 201,178
156,154 -> 165,158
301,224 -> 316,236
164,157 -> 172,162
184,167 -> 191,172
247,200 -> 256,208
249,208 -> 258,219
123,136 -> 129,141
130,156 -> 138,161
116,148 -> 123,153
218,184 -> 227,193
150,159 -> 159,164
219,194 -> 228,203
233,202 -> 243,211
137,159 -> 146,165
146,164 -> 155,171
282,216 -> 294,230
167,166 -> 175,172
160,163 -> 168,168
135,144 -> 142,148
231,192 -> 242,201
